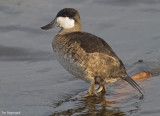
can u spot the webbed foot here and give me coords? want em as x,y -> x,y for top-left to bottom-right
82,80 -> 96,97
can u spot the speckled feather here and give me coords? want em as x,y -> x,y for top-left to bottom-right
52,32 -> 128,83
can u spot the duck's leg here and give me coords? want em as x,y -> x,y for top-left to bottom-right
83,79 -> 96,97
97,85 -> 106,93
97,85 -> 103,93
102,85 -> 106,92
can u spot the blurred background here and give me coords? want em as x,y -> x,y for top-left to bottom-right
0,0 -> 160,116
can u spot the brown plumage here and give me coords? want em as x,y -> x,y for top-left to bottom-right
41,8 -> 143,96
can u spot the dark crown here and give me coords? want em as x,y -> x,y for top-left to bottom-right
56,8 -> 79,21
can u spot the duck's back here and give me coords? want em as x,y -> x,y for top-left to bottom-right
52,32 -> 127,82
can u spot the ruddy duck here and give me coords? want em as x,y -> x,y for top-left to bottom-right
41,8 -> 143,97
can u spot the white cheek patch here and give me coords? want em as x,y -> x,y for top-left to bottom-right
57,17 -> 75,29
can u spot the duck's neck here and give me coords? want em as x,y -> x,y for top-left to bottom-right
58,23 -> 82,35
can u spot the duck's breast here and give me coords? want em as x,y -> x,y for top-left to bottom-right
52,35 -> 89,81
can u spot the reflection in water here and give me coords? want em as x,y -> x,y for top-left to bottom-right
50,77 -> 146,116
51,92 -> 124,116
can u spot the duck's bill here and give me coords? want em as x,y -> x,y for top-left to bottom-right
41,18 -> 57,30
121,76 -> 144,95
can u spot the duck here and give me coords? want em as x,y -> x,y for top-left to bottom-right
41,8 -> 143,97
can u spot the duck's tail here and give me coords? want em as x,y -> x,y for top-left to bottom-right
121,76 -> 144,95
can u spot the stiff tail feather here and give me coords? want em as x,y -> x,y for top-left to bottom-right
121,76 -> 144,95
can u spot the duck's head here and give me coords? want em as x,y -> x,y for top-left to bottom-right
41,8 -> 81,33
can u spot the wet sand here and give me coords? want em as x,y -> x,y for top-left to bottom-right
0,0 -> 160,116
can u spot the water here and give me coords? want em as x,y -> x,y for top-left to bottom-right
0,0 -> 160,116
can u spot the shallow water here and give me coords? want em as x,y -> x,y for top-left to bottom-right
0,0 -> 160,116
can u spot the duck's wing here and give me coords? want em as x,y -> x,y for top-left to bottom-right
65,32 -> 118,56
63,32 -> 126,74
